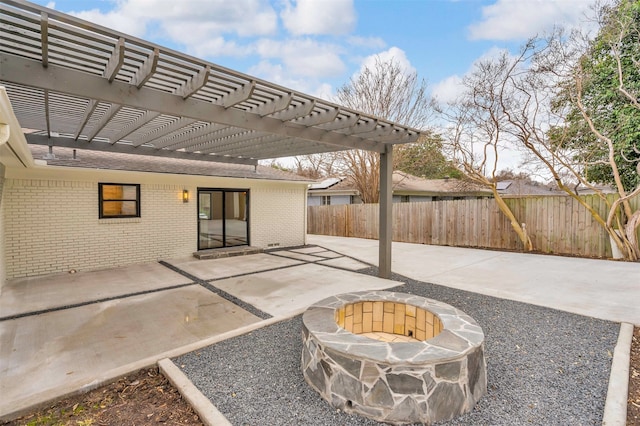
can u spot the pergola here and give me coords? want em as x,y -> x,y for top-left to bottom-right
0,0 -> 421,278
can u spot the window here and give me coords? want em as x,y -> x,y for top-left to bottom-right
321,195 -> 331,206
400,195 -> 411,203
99,183 -> 140,218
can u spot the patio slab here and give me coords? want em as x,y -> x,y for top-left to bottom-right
269,250 -> 325,262
0,285 -> 261,419
0,262 -> 191,318
213,263 -> 401,317
317,256 -> 370,271
309,235 -> 640,325
167,253 -> 302,281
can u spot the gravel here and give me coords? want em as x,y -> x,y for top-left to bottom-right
174,273 -> 619,426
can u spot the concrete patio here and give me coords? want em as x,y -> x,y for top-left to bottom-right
0,237 -> 637,421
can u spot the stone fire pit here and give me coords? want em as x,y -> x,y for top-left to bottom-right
301,291 -> 487,425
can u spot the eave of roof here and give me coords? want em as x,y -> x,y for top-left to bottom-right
27,144 -> 310,182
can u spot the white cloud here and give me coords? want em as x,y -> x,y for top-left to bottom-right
431,75 -> 464,104
125,0 -> 278,38
468,0 -> 596,40
183,37 -> 254,58
69,8 -> 147,37
255,38 -> 346,78
68,0 -> 278,58
432,46 -> 514,103
357,46 -> 415,75
346,35 -> 386,49
281,0 -> 356,36
247,60 -> 335,98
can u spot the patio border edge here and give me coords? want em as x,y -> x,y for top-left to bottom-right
158,358 -> 231,426
602,322 -> 633,425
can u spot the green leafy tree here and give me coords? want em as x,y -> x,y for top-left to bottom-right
547,0 -> 640,259
558,0 -> 640,192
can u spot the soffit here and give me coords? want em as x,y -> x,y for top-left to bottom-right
0,0 -> 420,167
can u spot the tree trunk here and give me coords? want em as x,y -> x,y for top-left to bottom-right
491,188 -> 533,251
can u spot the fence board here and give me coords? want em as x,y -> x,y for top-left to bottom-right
307,194 -> 640,258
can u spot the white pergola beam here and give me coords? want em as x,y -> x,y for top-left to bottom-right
178,127 -> 246,152
103,38 -> 125,82
198,135 -> 284,156
40,12 -> 48,67
26,133 -> 258,165
43,89 -> 50,138
73,99 -> 98,140
109,110 -> 160,143
153,122 -> 223,149
253,93 -> 292,116
318,113 -> 359,131
1,55 -> 390,152
86,103 -> 122,142
177,65 -> 210,99
131,48 -> 159,89
293,107 -> 339,126
272,99 -> 315,121
220,81 -> 255,108
347,119 -> 378,134
131,116 -> 196,146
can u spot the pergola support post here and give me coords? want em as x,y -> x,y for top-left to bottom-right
379,145 -> 393,279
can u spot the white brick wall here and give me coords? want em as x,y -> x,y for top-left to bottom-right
0,163 -> 6,289
250,184 -> 307,248
3,172 -> 307,279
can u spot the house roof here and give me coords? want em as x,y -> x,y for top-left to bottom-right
391,171 -> 491,196
309,171 -> 492,196
0,0 -> 420,169
308,177 -> 344,190
27,144 -> 309,181
496,179 -> 616,197
496,179 -> 563,196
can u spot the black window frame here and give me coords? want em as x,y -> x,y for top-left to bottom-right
98,183 -> 141,219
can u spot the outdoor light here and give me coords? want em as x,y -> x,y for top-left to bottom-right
183,189 -> 189,203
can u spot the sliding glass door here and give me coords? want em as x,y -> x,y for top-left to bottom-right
198,189 -> 249,250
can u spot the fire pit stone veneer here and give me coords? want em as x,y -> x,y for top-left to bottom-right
301,291 -> 487,425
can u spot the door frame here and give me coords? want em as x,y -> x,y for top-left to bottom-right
197,188 -> 250,250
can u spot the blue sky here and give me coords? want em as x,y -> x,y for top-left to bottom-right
35,0 -> 598,104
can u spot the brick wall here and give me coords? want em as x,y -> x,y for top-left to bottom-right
0,163 -> 6,288
3,172 -> 306,279
251,185 -> 307,248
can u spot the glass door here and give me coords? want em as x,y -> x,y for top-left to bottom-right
198,189 -> 248,250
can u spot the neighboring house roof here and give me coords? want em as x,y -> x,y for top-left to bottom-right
308,171 -> 493,197
496,179 -> 560,196
28,145 -> 309,182
391,171 -> 492,196
494,179 -> 616,196
308,177 -> 344,190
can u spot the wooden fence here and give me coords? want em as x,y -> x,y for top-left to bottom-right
307,194 -> 640,258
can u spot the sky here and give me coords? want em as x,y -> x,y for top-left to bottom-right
34,0 -> 599,102
32,0 -> 601,171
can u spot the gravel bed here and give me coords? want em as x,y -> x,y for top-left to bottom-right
174,274 -> 618,425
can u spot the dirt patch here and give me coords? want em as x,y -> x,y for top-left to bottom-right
1,367 -> 203,426
629,326 -> 640,425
